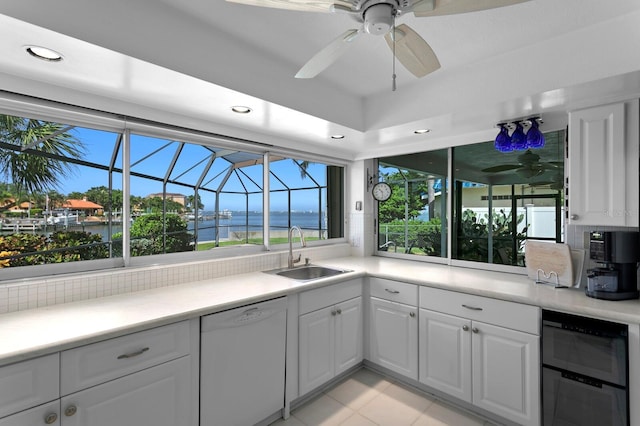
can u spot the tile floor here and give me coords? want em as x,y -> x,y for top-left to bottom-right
270,368 -> 496,426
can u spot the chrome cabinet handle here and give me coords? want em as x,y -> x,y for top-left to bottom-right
472,327 -> 479,334
462,325 -> 469,331
384,289 -> 400,294
117,347 -> 150,359
570,214 -> 578,220
409,312 -> 416,318
331,310 -> 337,316
44,413 -> 58,424
462,304 -> 483,311
336,308 -> 342,315
64,405 -> 77,417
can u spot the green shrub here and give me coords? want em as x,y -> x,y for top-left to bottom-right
114,213 -> 193,256
0,231 -> 108,267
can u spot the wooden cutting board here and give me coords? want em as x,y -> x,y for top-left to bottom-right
525,241 -> 574,287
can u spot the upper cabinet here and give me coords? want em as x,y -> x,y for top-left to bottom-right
567,99 -> 639,227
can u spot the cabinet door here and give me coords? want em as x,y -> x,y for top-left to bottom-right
419,309 -> 472,402
334,297 -> 363,375
0,400 -> 60,426
472,322 -> 540,426
0,353 -> 59,419
568,102 -> 627,226
369,297 -> 418,380
299,306 -> 335,396
60,356 -> 192,426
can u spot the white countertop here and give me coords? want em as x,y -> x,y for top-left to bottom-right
1,256 -> 640,367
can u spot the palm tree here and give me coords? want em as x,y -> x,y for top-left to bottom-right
0,115 -> 84,195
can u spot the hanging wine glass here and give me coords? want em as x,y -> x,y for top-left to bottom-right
526,118 -> 545,149
494,123 -> 512,152
510,122 -> 527,150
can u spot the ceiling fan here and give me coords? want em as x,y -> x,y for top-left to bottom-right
482,149 -> 562,179
226,0 -> 530,81
528,174 -> 564,190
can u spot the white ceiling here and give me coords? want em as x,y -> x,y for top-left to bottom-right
1,0 -> 640,161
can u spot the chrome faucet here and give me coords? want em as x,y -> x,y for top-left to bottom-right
288,226 -> 306,268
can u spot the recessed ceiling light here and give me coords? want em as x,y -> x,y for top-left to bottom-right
414,129 -> 431,134
331,135 -> 345,140
25,46 -> 63,62
231,106 -> 252,114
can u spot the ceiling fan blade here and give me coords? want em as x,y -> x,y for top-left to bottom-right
295,29 -> 361,78
482,164 -> 520,173
384,24 -> 440,78
226,0 -> 351,13
414,0 -> 529,17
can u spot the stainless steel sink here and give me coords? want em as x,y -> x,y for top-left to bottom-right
266,265 -> 352,281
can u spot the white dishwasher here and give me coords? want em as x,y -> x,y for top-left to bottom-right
200,297 -> 287,426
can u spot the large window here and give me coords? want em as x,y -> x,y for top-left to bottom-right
377,149 -> 448,257
0,108 -> 344,279
269,157 -> 341,245
377,131 -> 565,268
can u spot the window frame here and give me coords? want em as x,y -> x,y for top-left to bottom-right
375,139 -> 565,275
0,94 -> 347,282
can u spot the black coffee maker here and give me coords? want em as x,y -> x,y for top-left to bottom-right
587,231 -> 640,300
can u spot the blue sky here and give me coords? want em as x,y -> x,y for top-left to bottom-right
59,127 -> 326,211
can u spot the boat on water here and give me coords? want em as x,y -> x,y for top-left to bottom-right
46,214 -> 79,225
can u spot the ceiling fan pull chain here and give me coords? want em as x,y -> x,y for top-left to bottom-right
392,13 -> 397,91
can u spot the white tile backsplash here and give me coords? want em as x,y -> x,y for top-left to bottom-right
0,243 -> 352,314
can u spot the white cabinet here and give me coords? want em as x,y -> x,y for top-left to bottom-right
419,287 -> 540,426
368,278 -> 418,380
420,309 -> 471,401
568,99 -> 639,226
60,357 -> 191,426
58,320 -> 196,426
335,297 -> 364,374
369,297 -> 418,380
299,305 -> 336,393
0,353 -> 59,420
472,320 -> 539,424
0,401 -> 61,426
298,281 -> 363,396
0,320 -> 197,426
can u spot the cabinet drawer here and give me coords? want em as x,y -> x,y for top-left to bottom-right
419,287 -> 539,335
370,277 -> 418,306
61,320 -> 190,395
299,279 -> 362,315
0,353 -> 59,419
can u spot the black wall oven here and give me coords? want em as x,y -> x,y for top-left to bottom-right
542,310 -> 629,426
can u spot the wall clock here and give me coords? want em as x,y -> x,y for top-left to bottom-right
372,182 -> 392,202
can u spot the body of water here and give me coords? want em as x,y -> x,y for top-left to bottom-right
17,211 -> 327,242
189,211 -> 326,241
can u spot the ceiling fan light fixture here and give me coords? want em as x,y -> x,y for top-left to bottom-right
526,118 -> 545,148
510,122 -> 527,150
494,123 -> 512,152
414,129 -> 430,134
331,134 -> 345,139
363,3 -> 394,35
